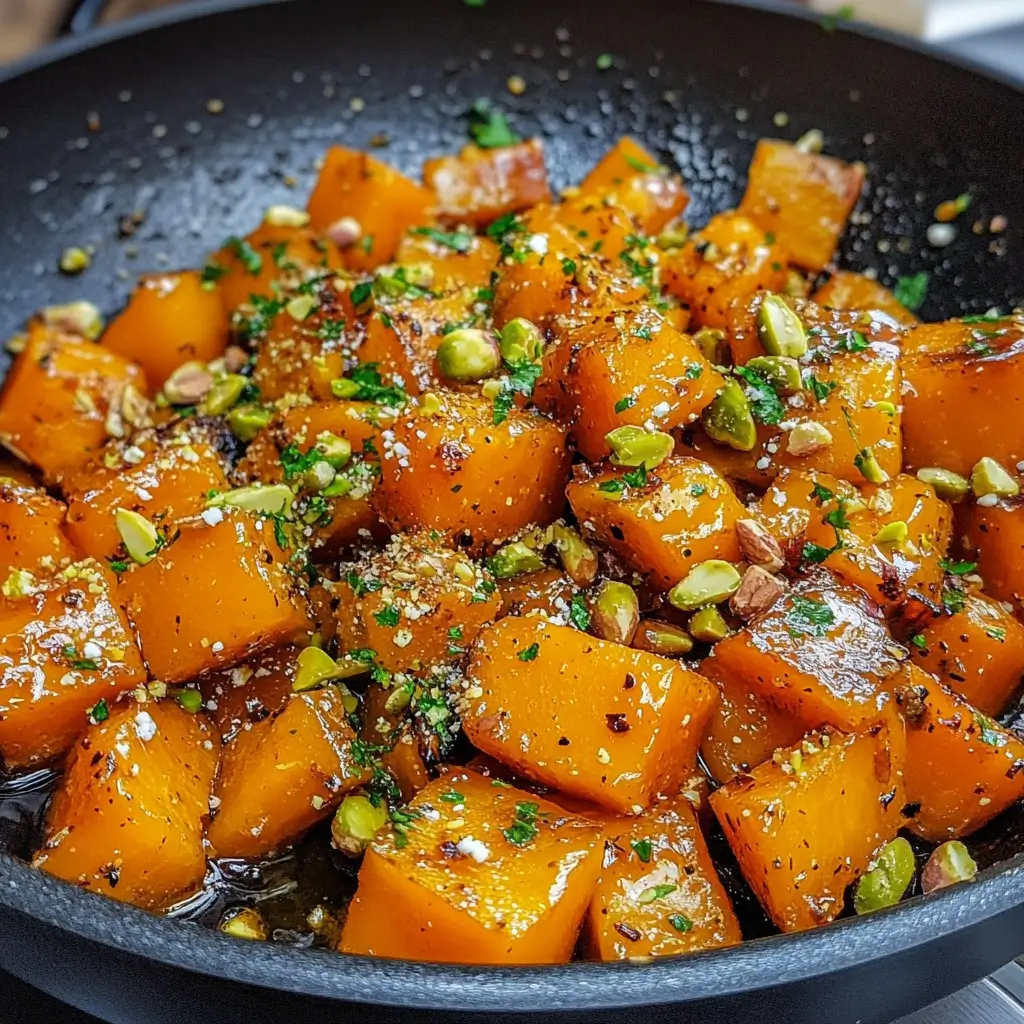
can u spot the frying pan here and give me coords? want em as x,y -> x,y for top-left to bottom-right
0,1 -> 1023,1021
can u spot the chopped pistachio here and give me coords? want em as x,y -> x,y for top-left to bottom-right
219,907 -> 268,942
163,361 -> 214,405
668,560 -> 742,611
746,356 -> 803,393
303,460 -> 337,492
551,523 -> 598,587
873,521 -> 908,546
293,645 -> 368,692
692,327 -> 727,365
206,483 -> 293,516
786,421 -> 833,457
59,247 -> 91,275
285,294 -> 317,321
794,128 -> 825,154
916,467 -> 970,503
488,541 -> 545,579
115,508 -> 160,565
655,222 -> 689,250
874,401 -> 897,417
970,456 -> 1020,499
853,837 -> 915,915
632,618 -> 694,656
704,380 -> 757,452
332,793 -> 389,857
590,580 -> 640,645
855,446 -> 890,484
314,432 -> 352,469
227,403 -> 272,442
200,374 -> 247,415
41,300 -> 104,340
436,328 -> 501,382
921,840 -> 978,895
330,377 -> 362,399
605,425 -> 675,469
1,568 -> 38,599
263,204 -> 310,228
499,317 -> 546,364
688,606 -> 730,643
480,379 -> 504,400
756,294 -> 808,358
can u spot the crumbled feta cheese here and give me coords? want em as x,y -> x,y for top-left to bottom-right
133,711 -> 157,742
527,233 -> 548,255
122,445 -> 146,465
456,836 -> 491,863
201,507 -> 224,527
210,640 -> 224,654
82,641 -> 103,661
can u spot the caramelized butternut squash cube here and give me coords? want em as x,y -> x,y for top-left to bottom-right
711,723 -> 905,932
0,483 -> 77,578
339,769 -> 604,963
962,498 -> 1024,616
498,567 -> 580,620
207,684 -> 364,858
812,270 -> 919,326
375,390 -> 571,553
358,680 -> 431,803
0,559 -> 146,769
737,139 -> 864,272
567,456 -> 744,590
122,510 -> 308,684
0,323 -> 147,484
34,700 -> 218,911
395,230 -> 500,292
462,617 -> 718,814
423,140 -> 551,229
307,146 -> 434,271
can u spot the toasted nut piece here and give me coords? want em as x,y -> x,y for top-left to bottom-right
163,361 -> 214,405
206,483 -> 294,516
689,606 -> 730,643
223,345 -> 250,373
692,327 -> 727,364
327,216 -> 362,248
756,294 -> 808,358
303,460 -> 337,492
872,520 -> 908,547
784,268 -> 811,299
970,456 -> 1020,499
794,128 -> 825,154
668,560 -> 742,611
552,523 -> 598,587
332,793 -> 389,857
115,508 -> 160,565
313,432 -> 352,469
59,247 -> 91,275
293,646 -> 368,692
227,403 -> 272,441
853,837 -> 915,915
286,295 -> 317,321
729,564 -> 785,621
605,425 -> 675,469
264,204 -> 310,228
746,356 -> 803,393
704,380 -> 757,452
2,569 -> 38,599
499,317 -> 546,364
174,688 -> 203,713
437,328 -> 502,382
655,222 -> 689,250
855,445 -> 890,484
41,300 -> 104,340
916,466 -> 970,502
219,907 -> 268,942
735,519 -> 785,572
418,392 -> 442,417
487,541 -> 545,579
590,580 -> 640,645
921,840 -> 978,895
786,421 -> 833,457
306,904 -> 341,946
200,374 -> 247,415
331,377 -> 362,399
632,619 -> 693,656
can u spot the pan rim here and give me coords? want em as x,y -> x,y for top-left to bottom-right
1,0 -> 1023,1011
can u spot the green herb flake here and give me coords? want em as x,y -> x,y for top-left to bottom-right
631,839 -> 653,863
785,595 -> 836,637
623,464 -> 648,488
805,374 -> 838,403
88,698 -> 109,723
668,914 -> 693,933
503,800 -> 543,846
468,99 -> 521,149
939,558 -> 978,576
637,883 -> 677,904
734,366 -> 785,426
350,280 -> 373,308
974,712 -> 1007,748
374,605 -> 401,628
411,226 -> 474,253
942,584 -> 967,614
690,484 -> 706,497
226,236 -> 263,275
492,359 -> 542,425
569,594 -> 591,632
518,642 -> 540,662
623,153 -> 656,174
910,634 -> 928,650
614,395 -> 636,413
439,789 -> 465,803
346,572 -> 384,598
685,363 -> 703,379
986,626 -> 1007,643
200,262 -> 227,289
894,271 -> 929,313
561,257 -> 577,277
598,478 -> 626,495
107,558 -> 130,575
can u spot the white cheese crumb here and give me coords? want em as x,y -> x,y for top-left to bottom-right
122,445 -> 146,465
527,233 -> 548,255
201,507 -> 224,527
456,836 -> 491,863
82,641 -> 103,660
134,711 -> 157,742
211,641 -> 224,654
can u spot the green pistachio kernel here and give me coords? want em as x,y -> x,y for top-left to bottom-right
263,204 -> 310,228
590,580 -> 640,645
605,425 -> 675,469
285,294 -> 317,321
746,355 -> 804,393
853,837 -> 915,915
314,432 -> 352,469
632,618 -> 694,656
59,246 -> 91,275
227,403 -> 272,442
487,541 -> 545,579
916,467 -> 970,503
872,520 -> 908,547
704,380 -> 757,452
41,300 -> 104,340
668,560 -> 742,611
692,327 -> 727,365
114,508 -> 160,565
303,460 -> 337,492
1,568 -> 38,599
436,328 -> 502,382
200,373 -> 247,415
175,688 -> 203,713
321,476 -> 353,498
970,456 -> 1020,499
499,317 -> 546,364
332,793 -> 389,857
206,483 -> 293,516
219,907 -> 268,942
655,222 -> 690,250
854,445 -> 890,485
331,377 -> 362,399
551,523 -> 598,587
293,646 -> 369,693
688,605 -> 731,643
921,840 -> 978,895
874,401 -> 897,417
756,294 -> 808,358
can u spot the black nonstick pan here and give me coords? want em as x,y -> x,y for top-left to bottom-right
0,1 -> 1023,1022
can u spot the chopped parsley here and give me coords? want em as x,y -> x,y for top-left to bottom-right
894,271 -> 929,313
63,644 -> 98,671
837,330 -> 870,353
986,626 -> 1007,643
614,395 -> 636,413
685,363 -> 703,379
107,557 -> 130,575
280,443 -> 321,482
492,360 -> 542,425
374,605 -> 400,627
623,153 -> 657,174
804,373 -> 838,403
225,236 -> 263,274
668,914 -> 693,933
561,257 -> 577,277
200,262 -> 227,288
569,594 -> 591,631
939,558 -> 978,576
942,583 -> 967,614
439,789 -> 465,804
342,363 -> 408,407
633,325 -> 653,341
910,634 -> 928,650
690,484 -> 706,497
410,226 -> 473,253
637,883 -> 677,904
88,698 -> 109,723
631,839 -> 652,863
518,642 -> 540,662
345,573 -> 384,598
734,366 -> 785,426
974,712 -> 1006,748
317,318 -> 345,342
785,596 -> 835,637
961,313 -> 1005,325
350,280 -> 373,308
503,801 -> 542,846
467,99 -> 521,149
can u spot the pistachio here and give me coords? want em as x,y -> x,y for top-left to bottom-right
332,793 -> 389,857
223,345 -> 250,373
115,508 -> 160,565
970,456 -> 1020,499
688,606 -> 730,643
499,317 -> 546,364
692,327 -> 727,365
399,263 -> 434,289
551,523 -> 598,587
854,445 -> 890,485
735,519 -> 785,572
704,380 -> 757,452
921,840 -> 978,895
605,425 -> 675,469
321,476 -> 352,498
331,377 -> 362,399
631,618 -> 694,656
480,379 -> 504,400
303,460 -> 337,492
263,204 -> 310,228
206,483 -> 293,516
175,688 -> 203,713
872,520 -> 908,547
59,246 -> 91,275
219,907 -> 268,942
784,268 -> 811,299
853,837 -> 915,915
327,216 -> 362,248
730,565 -> 785,621
285,294 -> 317,321
916,467 -> 970,503
590,580 -> 640,645
655,222 -> 690,250
874,401 -> 897,417
227,403 -> 272,442
794,128 -> 825,154
668,560 -> 742,611
293,645 -> 368,692
200,374 -> 247,415
314,432 -> 352,469
756,294 -> 808,358
436,328 -> 502,382
41,300 -> 104,340
786,421 -> 833,457
487,541 -> 545,579
418,392 -> 442,417
746,356 -> 803,393
1,568 -> 38,599
163,361 -> 214,405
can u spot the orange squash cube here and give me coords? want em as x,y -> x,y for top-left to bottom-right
737,139 -> 865,271
34,700 -> 219,911
498,567 -> 580,619
122,510 -> 309,684
307,146 -> 434,271
0,483 -> 77,578
585,796 -> 740,960
423,140 -> 551,229
0,559 -> 146,769
711,722 -> 905,932
0,323 -> 147,484
375,390 -> 571,553
339,768 -> 604,963
812,270 -> 919,326
567,456 -> 745,589
962,498 -> 1024,616
395,230 -> 500,292
462,617 -> 718,814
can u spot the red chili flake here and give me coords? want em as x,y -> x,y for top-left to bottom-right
614,922 -> 642,943
605,713 -> 630,733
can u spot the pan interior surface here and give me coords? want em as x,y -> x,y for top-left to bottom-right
0,0 -> 1023,1015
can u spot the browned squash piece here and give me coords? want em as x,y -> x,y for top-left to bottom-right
962,498 -> 1024,616
358,681 -> 431,803
812,270 -> 919,326
0,559 -> 146,769
711,722 -> 905,932
34,700 -> 219,911
585,796 -> 740,960
423,140 -> 551,228
340,769 -> 605,963
395,230 -> 500,292
737,139 -> 865,272
901,313 -> 1024,476
498,567 -> 580,619
566,456 -> 744,590
0,483 -> 77,578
